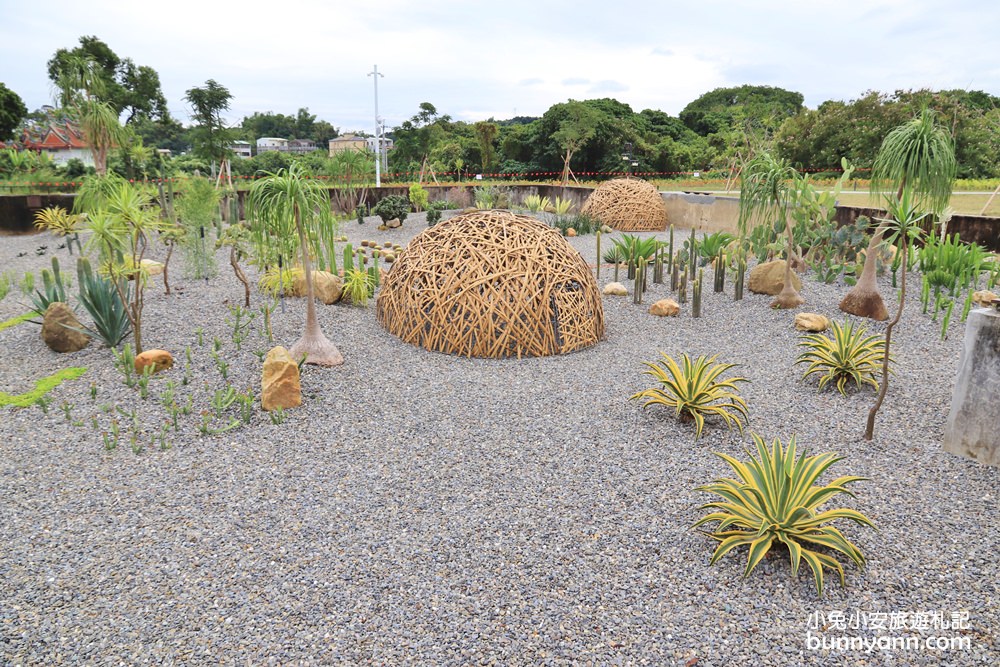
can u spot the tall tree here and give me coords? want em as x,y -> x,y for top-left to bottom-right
184,80 -> 234,169
53,55 -> 124,176
473,121 -> 499,173
0,83 -> 27,141
551,101 -> 600,187
47,36 -> 167,124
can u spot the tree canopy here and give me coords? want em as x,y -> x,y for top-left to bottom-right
47,35 -> 167,124
184,79 -> 234,165
0,83 -> 27,141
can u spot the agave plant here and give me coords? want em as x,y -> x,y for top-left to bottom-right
796,320 -> 889,395
697,231 -> 736,266
694,433 -> 875,596
630,353 -> 749,439
609,234 -> 660,266
74,257 -> 132,347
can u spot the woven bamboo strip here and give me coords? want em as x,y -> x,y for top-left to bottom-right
375,210 -> 604,358
580,178 -> 668,231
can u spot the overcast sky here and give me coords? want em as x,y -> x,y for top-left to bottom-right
3,0 -> 998,134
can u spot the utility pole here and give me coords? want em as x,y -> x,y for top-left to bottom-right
368,65 -> 384,188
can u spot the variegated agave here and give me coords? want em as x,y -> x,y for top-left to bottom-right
693,433 -> 875,596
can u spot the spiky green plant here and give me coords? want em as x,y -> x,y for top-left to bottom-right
342,267 -> 373,307
693,433 -> 875,596
796,320 -> 888,395
630,353 -> 749,439
75,257 -> 132,348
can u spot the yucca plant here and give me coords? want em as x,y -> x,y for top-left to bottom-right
693,433 -> 875,596
342,267 -> 374,307
797,320 -> 889,396
630,353 -> 749,439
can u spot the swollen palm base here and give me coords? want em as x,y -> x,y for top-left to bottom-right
290,322 -> 344,367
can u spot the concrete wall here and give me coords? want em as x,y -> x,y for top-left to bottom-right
0,194 -> 77,234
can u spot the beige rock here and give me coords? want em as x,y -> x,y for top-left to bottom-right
602,282 -> 628,296
972,290 -> 998,306
749,260 -> 802,296
386,218 -> 402,229
794,313 -> 830,332
140,259 -> 164,276
649,299 -> 680,317
262,346 -> 301,411
565,228 -> 577,237
292,270 -> 343,305
41,302 -> 90,353
134,349 -> 173,374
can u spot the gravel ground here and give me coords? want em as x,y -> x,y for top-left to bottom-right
0,212 -> 997,666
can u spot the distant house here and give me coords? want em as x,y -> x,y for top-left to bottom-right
14,120 -> 93,166
328,134 -> 368,156
286,139 -> 317,154
230,140 -> 253,158
257,137 -> 288,153
366,136 -> 393,154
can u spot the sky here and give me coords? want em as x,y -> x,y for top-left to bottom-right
2,0 -> 998,134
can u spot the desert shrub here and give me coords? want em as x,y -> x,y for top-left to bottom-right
372,195 -> 410,224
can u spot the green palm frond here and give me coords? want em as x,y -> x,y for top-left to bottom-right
630,353 -> 749,439
694,433 -> 875,596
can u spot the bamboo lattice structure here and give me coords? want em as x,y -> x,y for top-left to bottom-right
581,178 -> 668,231
376,210 -> 605,358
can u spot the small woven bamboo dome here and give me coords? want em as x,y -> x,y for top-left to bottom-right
581,178 -> 668,231
376,210 -> 604,358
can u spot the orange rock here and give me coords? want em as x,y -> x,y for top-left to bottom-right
649,299 -> 680,317
134,349 -> 173,374
261,346 -> 302,411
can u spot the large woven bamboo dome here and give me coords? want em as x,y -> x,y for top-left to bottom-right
581,178 -> 668,231
376,210 -> 604,358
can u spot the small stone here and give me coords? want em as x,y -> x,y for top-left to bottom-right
565,228 -> 577,237
41,302 -> 90,353
386,218 -> 402,229
603,282 -> 628,296
134,349 -> 173,374
649,298 -> 680,317
794,313 -> 830,332
262,346 -> 302,411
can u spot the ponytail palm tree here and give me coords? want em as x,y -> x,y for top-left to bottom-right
840,108 -> 957,321
738,151 -> 803,308
247,163 -> 344,367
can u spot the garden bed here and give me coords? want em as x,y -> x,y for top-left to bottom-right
0,216 -> 996,665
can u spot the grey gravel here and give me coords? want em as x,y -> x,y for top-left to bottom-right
0,214 -> 997,666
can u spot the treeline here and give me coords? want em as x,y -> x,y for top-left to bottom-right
385,87 -> 1000,180
2,35 -> 998,181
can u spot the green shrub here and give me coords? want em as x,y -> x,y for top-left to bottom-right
175,176 -> 221,279
30,257 -> 68,315
630,353 -> 749,440
408,183 -> 429,213
694,433 -> 874,596
372,195 -> 410,224
427,208 -> 442,226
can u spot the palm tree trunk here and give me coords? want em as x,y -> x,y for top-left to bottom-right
865,239 -> 908,440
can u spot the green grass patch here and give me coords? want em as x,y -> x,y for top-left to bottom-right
0,313 -> 35,332
0,367 -> 87,408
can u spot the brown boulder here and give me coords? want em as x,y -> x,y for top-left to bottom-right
749,260 -> 802,296
134,349 -> 173,374
972,290 -> 998,306
41,302 -> 90,352
794,313 -> 830,332
649,299 -> 680,317
293,270 -> 343,305
262,346 -> 302,411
